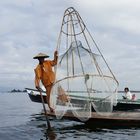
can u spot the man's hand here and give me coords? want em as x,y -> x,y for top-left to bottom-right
36,86 -> 42,92
54,50 -> 58,57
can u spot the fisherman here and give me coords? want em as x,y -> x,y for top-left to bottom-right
123,87 -> 132,100
33,51 -> 58,112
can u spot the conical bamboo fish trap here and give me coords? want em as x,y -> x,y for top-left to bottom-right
50,7 -> 119,121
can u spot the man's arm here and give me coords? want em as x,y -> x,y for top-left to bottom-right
51,50 -> 58,66
34,69 -> 40,90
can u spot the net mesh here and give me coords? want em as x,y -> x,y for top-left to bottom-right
50,7 -> 119,121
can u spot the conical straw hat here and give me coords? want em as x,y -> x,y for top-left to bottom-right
33,53 -> 49,59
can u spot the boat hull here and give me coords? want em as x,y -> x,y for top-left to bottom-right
47,111 -> 140,127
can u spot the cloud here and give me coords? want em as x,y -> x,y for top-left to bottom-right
0,0 -> 140,91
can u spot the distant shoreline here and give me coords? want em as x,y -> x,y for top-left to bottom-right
10,89 -> 27,93
118,91 -> 140,93
0,89 -> 139,93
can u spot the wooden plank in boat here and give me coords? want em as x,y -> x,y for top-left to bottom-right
46,111 -> 140,127
47,111 -> 140,120
48,112 -> 140,128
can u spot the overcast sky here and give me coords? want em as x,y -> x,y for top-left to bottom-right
0,0 -> 140,91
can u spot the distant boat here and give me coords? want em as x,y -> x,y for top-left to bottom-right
27,89 -> 140,111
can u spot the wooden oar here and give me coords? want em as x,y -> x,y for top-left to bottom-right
38,88 -> 51,130
26,88 -> 51,129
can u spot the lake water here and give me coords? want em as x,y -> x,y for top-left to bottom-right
0,92 -> 140,140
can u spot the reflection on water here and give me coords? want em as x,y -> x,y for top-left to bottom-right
29,113 -> 139,140
30,113 -> 56,140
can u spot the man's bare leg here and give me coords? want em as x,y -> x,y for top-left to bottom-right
46,84 -> 54,112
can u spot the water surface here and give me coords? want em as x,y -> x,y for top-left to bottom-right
0,92 -> 140,140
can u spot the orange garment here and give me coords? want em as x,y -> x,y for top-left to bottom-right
34,59 -> 57,88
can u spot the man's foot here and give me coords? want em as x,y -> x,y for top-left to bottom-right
50,107 -> 54,113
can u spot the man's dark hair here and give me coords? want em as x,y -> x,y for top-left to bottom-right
124,87 -> 129,91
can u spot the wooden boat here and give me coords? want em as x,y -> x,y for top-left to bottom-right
27,89 -> 140,111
